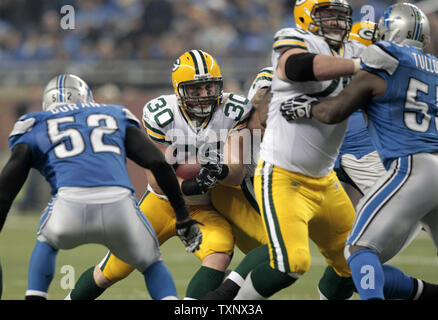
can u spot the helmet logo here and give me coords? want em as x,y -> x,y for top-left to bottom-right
383,7 -> 393,29
172,58 -> 181,72
359,27 -> 374,40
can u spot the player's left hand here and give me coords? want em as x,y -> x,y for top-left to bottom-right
201,162 -> 229,180
280,95 -> 318,121
195,166 -> 219,193
176,218 -> 203,252
199,150 -> 229,181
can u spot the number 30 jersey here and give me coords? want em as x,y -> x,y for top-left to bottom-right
261,28 -> 364,177
8,103 -> 140,194
360,41 -> 438,169
143,93 -> 251,205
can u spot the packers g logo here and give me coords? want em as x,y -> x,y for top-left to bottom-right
358,27 -> 374,40
172,58 -> 180,72
295,0 -> 306,6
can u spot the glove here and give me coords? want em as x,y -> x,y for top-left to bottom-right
201,162 -> 229,180
199,149 -> 229,180
176,218 -> 203,252
195,166 -> 218,193
280,95 -> 319,121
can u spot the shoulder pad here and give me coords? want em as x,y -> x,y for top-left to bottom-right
252,67 -> 273,88
247,67 -> 273,100
273,28 -> 309,51
9,117 -> 36,137
361,43 -> 399,75
222,93 -> 252,130
122,107 -> 140,125
142,96 -> 174,143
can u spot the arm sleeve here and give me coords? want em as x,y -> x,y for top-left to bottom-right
0,143 -> 32,232
125,126 -> 188,221
122,107 -> 141,129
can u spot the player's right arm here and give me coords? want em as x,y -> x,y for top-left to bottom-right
247,67 -> 273,128
274,29 -> 360,83
125,125 -> 202,252
0,143 -> 32,232
250,87 -> 271,128
125,125 -> 190,221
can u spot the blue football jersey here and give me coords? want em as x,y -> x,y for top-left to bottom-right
360,41 -> 438,169
8,103 -> 140,194
335,110 -> 376,168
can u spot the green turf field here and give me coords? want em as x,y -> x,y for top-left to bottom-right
0,209 -> 437,300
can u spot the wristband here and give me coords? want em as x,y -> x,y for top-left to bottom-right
181,179 -> 202,196
174,206 -> 190,222
353,58 -> 361,74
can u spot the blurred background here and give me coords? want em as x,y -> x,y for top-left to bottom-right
1,0 -> 438,210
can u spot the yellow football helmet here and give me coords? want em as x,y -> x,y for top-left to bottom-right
349,21 -> 377,46
172,50 -> 223,117
294,0 -> 353,46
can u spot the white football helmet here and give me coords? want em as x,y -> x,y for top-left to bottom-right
376,3 -> 430,49
42,74 -> 94,111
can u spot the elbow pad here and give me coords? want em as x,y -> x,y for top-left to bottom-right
285,52 -> 317,82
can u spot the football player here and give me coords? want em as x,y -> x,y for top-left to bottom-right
66,50 -> 253,300
0,74 -> 201,300
206,64 -> 355,300
281,3 -> 438,300
232,0 -> 365,300
324,20 -> 428,300
207,17 -> 437,300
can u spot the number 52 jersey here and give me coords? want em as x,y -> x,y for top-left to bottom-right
8,103 -> 141,194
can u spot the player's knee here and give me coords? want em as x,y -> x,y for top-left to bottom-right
202,252 -> 232,271
94,265 -> 116,288
344,244 -> 366,261
288,248 -> 311,275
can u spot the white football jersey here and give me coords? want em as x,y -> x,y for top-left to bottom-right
143,93 -> 251,205
260,28 -> 365,177
247,67 -> 273,101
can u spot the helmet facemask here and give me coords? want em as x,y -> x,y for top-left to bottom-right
312,4 -> 352,47
177,77 -> 223,118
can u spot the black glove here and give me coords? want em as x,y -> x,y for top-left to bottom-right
176,218 -> 203,252
199,149 -> 229,180
195,166 -> 219,193
280,95 -> 319,121
201,162 -> 229,180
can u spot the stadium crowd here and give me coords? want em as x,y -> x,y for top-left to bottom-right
1,0 -> 438,211
1,0 -> 437,62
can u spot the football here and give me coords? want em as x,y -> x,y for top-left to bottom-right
175,156 -> 202,180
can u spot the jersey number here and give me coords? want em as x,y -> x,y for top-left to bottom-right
146,97 -> 173,128
47,114 -> 121,159
224,94 -> 247,121
403,77 -> 438,132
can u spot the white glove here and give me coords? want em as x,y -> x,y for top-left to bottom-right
280,95 -> 319,121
